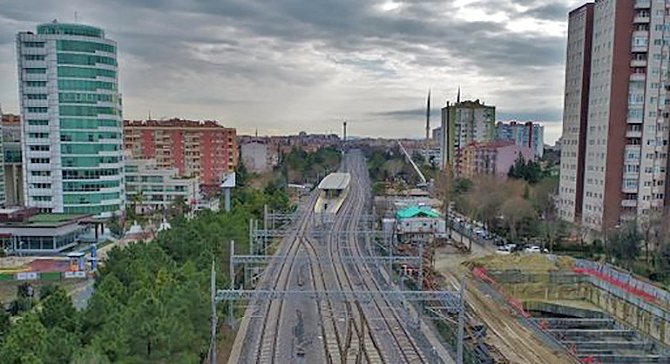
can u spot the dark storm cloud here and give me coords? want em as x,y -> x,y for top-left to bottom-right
0,0 -> 573,142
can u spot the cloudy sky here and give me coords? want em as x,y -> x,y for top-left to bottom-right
0,0 -> 584,144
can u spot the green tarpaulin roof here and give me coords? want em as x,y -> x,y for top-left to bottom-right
395,206 -> 440,219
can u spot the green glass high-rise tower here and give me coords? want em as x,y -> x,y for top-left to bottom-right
17,21 -> 124,216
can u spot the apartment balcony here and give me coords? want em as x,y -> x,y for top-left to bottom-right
99,175 -> 122,181
621,199 -> 638,208
634,0 -> 651,9
22,60 -> 46,68
632,30 -> 649,38
27,187 -> 52,194
626,130 -> 643,138
630,59 -> 647,67
26,125 -> 49,133
633,15 -> 651,24
622,185 -> 639,194
27,176 -> 51,183
631,45 -> 648,53
97,150 -> 120,157
630,72 -> 646,82
24,74 -> 47,81
26,138 -> 50,145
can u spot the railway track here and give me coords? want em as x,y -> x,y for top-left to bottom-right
231,150 -> 441,364
333,151 -> 427,363
234,192 -> 320,363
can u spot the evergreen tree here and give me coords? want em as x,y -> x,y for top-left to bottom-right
0,312 -> 47,363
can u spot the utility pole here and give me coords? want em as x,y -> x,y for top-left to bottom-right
457,275 -> 465,364
227,240 -> 236,328
210,259 -> 217,364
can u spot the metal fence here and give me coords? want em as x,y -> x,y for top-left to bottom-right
574,259 -> 670,307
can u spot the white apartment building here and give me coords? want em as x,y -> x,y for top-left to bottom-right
240,140 -> 271,173
559,0 -> 670,232
440,99 -> 496,170
125,158 -> 199,214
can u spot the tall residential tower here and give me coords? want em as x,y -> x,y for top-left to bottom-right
439,99 -> 496,170
559,0 -> 670,231
17,22 -> 124,216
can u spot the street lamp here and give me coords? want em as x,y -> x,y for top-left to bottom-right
18,240 -> 25,257
604,224 -> 620,263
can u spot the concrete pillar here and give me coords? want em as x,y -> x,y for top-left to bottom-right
224,188 -> 231,212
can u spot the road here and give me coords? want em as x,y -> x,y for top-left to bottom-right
229,150 -> 452,363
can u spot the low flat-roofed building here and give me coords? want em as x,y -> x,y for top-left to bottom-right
125,157 -> 199,214
0,207 -> 92,254
394,206 -> 445,242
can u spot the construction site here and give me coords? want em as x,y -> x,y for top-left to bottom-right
221,148 -> 670,363
373,190 -> 670,363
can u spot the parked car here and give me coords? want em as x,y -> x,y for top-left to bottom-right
524,245 -> 542,253
506,244 -> 522,252
524,245 -> 549,254
496,245 -> 512,255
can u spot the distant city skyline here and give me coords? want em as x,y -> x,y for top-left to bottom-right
0,0 -> 584,144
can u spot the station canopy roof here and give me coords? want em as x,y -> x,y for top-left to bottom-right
318,173 -> 351,190
395,206 -> 441,219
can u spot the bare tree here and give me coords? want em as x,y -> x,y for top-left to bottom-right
500,195 -> 536,240
607,221 -> 642,269
639,209 -> 667,264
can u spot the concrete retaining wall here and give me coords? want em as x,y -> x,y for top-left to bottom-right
489,270 -> 670,347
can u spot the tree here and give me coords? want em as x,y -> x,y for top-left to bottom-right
72,346 -> 111,364
235,161 -> 249,187
170,195 -> 188,216
108,213 -> 124,237
0,312 -> 47,363
39,287 -> 78,332
500,195 -> 536,240
508,154 -> 542,184
130,191 -> 144,215
42,327 -> 78,364
10,283 -> 34,315
38,285 -> 57,301
639,210 -> 669,265
655,242 -> 670,282
540,219 -> 565,253
607,222 -> 642,269
0,304 -> 10,342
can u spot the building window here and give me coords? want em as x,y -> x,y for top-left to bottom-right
26,107 -> 48,113
23,42 -> 45,48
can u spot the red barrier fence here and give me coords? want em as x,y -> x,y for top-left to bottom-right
573,267 -> 657,304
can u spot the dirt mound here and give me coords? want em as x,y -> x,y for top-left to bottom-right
465,253 -> 574,272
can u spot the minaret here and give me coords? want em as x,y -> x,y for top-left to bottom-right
425,89 -> 431,164
343,121 -> 347,142
426,89 -> 431,142
457,86 -> 461,104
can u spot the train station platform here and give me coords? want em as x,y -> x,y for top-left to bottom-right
314,173 -> 350,214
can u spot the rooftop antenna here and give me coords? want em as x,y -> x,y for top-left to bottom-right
74,12 -> 79,23
255,128 -> 258,137
148,110 -> 151,120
